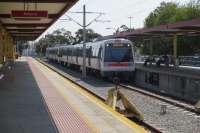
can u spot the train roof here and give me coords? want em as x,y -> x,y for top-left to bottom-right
99,38 -> 131,43
46,38 -> 132,49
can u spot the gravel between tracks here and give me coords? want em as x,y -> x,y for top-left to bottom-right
43,59 -> 200,133
120,89 -> 200,133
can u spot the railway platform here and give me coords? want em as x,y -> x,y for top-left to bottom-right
0,57 -> 147,133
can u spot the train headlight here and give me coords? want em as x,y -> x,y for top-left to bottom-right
106,44 -> 109,47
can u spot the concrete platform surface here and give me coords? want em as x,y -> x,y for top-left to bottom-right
30,57 -> 147,133
0,57 -> 147,133
0,58 -> 56,133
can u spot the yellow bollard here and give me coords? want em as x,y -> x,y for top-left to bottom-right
106,88 -> 144,121
106,88 -> 118,110
195,100 -> 200,112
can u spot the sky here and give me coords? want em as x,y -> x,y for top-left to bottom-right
37,0 -> 190,41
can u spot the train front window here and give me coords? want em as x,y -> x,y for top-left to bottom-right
104,43 -> 133,62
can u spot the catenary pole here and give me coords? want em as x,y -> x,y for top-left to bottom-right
60,5 -> 108,78
82,5 -> 86,78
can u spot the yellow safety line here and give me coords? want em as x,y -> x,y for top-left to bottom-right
34,58 -> 148,133
61,78 -> 148,133
31,59 -> 99,133
53,84 -> 100,133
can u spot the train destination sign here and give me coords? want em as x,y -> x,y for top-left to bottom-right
113,43 -> 124,47
11,10 -> 48,18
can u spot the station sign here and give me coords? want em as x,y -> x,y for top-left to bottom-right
11,10 -> 48,19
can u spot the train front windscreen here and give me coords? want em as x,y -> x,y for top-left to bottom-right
104,43 -> 133,62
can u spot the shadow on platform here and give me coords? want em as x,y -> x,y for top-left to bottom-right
0,60 -> 56,133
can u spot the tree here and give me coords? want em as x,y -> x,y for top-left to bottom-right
143,1 -> 200,55
35,28 -> 102,55
34,28 -> 74,55
74,28 -> 102,44
145,1 -> 200,27
115,25 -> 134,34
145,2 -> 178,27
43,28 -> 75,46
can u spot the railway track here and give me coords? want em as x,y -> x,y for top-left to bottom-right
36,58 -> 200,133
118,84 -> 200,133
119,84 -> 200,116
36,58 -> 161,133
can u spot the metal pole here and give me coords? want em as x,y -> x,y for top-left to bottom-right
128,16 -> 133,29
150,39 -> 153,57
82,5 -> 86,78
149,39 -> 153,66
173,34 -> 177,66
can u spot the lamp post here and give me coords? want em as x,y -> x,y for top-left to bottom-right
128,16 -> 133,29
105,27 -> 118,34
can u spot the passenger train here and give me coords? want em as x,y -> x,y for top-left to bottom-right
46,38 -> 135,78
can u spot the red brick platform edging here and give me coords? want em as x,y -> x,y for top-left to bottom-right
27,57 -> 95,133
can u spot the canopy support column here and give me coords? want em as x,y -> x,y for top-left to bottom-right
149,39 -> 153,65
173,34 -> 178,66
0,29 -> 3,66
150,39 -> 153,57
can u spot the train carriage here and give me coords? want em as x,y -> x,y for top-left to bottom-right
46,38 -> 135,78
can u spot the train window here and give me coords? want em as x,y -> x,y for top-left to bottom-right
104,46 -> 133,62
74,48 -> 77,56
68,48 -> 70,56
76,48 -> 79,57
98,47 -> 102,59
69,49 -> 71,56
63,48 -> 67,56
63,48 -> 65,55
86,48 -> 90,57
71,49 -> 73,56
88,47 -> 92,58
67,48 -> 70,56
78,49 -> 83,57
72,49 -> 75,56
64,48 -> 68,55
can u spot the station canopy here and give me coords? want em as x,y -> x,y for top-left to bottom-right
0,0 -> 78,41
113,18 -> 200,38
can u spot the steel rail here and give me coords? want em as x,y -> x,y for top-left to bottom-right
119,84 -> 200,116
36,58 -> 162,133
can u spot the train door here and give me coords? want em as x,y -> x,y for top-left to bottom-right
69,48 -> 71,63
66,47 -> 68,62
98,46 -> 102,69
131,43 -> 135,67
76,48 -> 78,64
57,48 -> 60,62
88,46 -> 92,66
